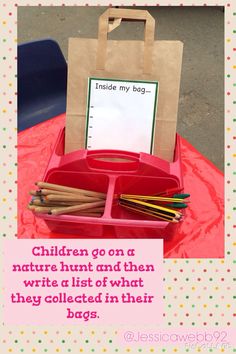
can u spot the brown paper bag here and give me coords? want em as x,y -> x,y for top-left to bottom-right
65,8 -> 183,162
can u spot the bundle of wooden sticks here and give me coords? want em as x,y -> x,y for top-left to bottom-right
28,181 -> 106,217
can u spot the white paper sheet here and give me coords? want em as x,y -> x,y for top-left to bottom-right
86,78 -> 159,154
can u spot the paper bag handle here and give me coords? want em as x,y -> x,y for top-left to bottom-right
96,8 -> 155,74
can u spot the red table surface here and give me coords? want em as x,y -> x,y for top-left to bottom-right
18,114 -> 224,258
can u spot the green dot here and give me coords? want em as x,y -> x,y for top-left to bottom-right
44,350 -> 48,353
227,251 -> 231,255
233,119 -> 236,122
68,350 -> 71,353
168,322 -> 171,325
192,322 -> 195,325
233,260 -> 236,264
2,234 -> 6,237
186,278 -> 189,281
186,296 -> 189,299
91,350 -> 95,353
163,296 -> 166,299
3,39 -> 6,42
85,340 -> 89,343
162,350 -> 166,353
192,304 -> 195,308
233,296 -> 236,299
215,304 -> 219,308
108,340 -> 112,343
234,190 -> 236,193
3,145 -> 6,148
233,173 -> 236,176
234,12 -> 236,15
209,349 -> 213,352
115,350 -> 118,352
215,322 -> 219,325
2,127 -> 6,131
209,296 -> 213,299
233,207 -> 236,210
20,350 -> 24,352
227,163 -> 231,166
186,350 -> 189,352
3,57 -> 6,60
209,260 -> 213,263
38,340 -> 42,343
138,350 -> 142,353
233,101 -> 236,104
209,278 -> 213,281
168,304 -> 171,308
227,74 -> 230,77
233,30 -> 236,33
185,260 -> 189,264
14,340 -> 18,343
62,340 -> 65,343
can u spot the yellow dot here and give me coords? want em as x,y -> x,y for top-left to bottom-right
91,331 -> 95,335
2,109 -> 6,113
14,38 -> 18,43
233,65 -> 236,69
67,331 -> 71,335
3,21 -> 7,25
233,154 -> 236,158
9,172 -> 12,175
3,198 -> 6,202
150,349 -> 154,353
14,128 -> 17,131
173,349 -> 178,352
221,348 -> 225,352
227,127 -> 231,131
102,349 -> 107,353
215,287 -> 219,290
9,83 -> 12,87
197,348 -> 201,352
233,242 -> 236,246
227,38 -> 231,42
173,260 -> 177,264
192,287 -> 195,291
56,350 -> 60,353
220,260 -> 224,264
32,349 -> 36,353
167,287 -> 172,291
227,216 -> 231,220
20,331 -> 24,335
227,304 -> 231,308
8,350 -> 12,353
203,304 -> 207,308
79,349 -> 83,353
179,304 -> 184,308
44,331 -> 48,335
197,260 -> 201,264
14,216 -> 17,220
126,349 -> 131,353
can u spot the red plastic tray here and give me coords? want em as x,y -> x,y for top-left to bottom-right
35,128 -> 183,238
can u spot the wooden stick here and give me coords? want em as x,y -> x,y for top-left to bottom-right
45,194 -> 102,203
50,200 -> 106,216
35,181 -> 106,199
31,199 -> 84,207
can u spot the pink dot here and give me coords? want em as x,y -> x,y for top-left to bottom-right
9,13 -> 12,16
192,269 -> 195,272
